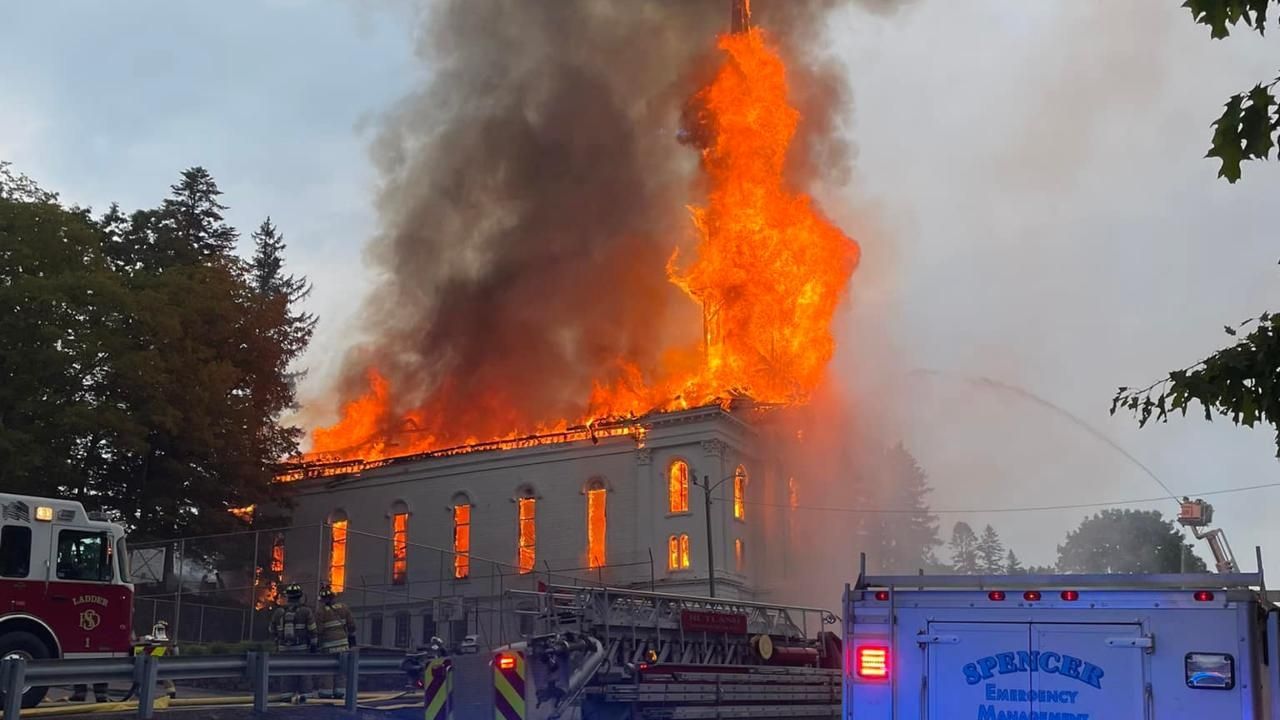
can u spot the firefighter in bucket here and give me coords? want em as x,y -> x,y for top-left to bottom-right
315,583 -> 356,699
270,583 -> 318,703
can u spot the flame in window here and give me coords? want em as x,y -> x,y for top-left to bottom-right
668,460 -> 689,513
733,465 -> 746,520
735,538 -> 744,571
518,498 -> 536,574
668,534 -> 691,570
453,504 -> 471,579
329,520 -> 347,593
391,513 -> 408,585
587,487 -> 607,569
270,534 -> 285,574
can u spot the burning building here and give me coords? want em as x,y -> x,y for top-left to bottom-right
277,1 -> 861,649
278,402 -> 813,649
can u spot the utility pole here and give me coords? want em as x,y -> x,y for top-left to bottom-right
699,472 -> 738,599
702,474 -> 717,599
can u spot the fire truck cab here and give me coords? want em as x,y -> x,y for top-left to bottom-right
844,557 -> 1280,719
0,493 -> 133,707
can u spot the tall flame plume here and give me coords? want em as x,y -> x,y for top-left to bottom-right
307,26 -> 858,464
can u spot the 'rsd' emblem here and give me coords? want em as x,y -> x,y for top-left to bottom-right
79,609 -> 101,631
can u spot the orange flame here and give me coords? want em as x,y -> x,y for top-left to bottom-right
305,27 -> 857,465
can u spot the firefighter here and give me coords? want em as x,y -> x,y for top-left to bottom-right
315,584 -> 357,699
270,583 -> 318,703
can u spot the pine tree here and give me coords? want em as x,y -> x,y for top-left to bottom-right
950,522 -> 979,573
856,444 -> 944,573
1005,549 -> 1024,574
977,525 -> 1005,574
158,167 -> 238,261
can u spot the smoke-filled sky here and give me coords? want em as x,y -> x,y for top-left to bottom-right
2,0 -> 1278,575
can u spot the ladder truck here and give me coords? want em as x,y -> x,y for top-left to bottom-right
0,493 -> 134,708
483,583 -> 843,720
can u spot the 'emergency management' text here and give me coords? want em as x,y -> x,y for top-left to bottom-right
963,651 -> 1104,689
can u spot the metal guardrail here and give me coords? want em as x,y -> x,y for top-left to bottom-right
0,650 -> 406,719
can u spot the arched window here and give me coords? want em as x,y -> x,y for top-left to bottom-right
667,534 -> 691,570
368,613 -> 383,646
668,460 -> 690,513
735,538 -> 745,572
452,501 -> 471,580
328,511 -> 348,593
517,495 -> 536,575
586,479 -> 607,569
390,501 -> 409,586
733,465 -> 747,521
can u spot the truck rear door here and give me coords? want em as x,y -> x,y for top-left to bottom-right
926,621 -> 1146,719
1032,623 -> 1146,719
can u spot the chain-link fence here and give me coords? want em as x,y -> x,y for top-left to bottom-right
129,523 -> 656,650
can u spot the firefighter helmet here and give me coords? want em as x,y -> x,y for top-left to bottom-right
283,582 -> 304,600
319,584 -> 336,602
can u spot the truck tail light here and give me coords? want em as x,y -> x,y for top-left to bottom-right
1194,591 -> 1215,602
988,591 -> 1006,601
856,645 -> 890,679
496,654 -> 517,670
874,591 -> 890,601
1023,591 -> 1042,602
1060,590 -> 1079,601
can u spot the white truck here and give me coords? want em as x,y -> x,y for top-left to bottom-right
843,555 -> 1280,719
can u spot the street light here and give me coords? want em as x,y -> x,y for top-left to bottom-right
697,471 -> 743,598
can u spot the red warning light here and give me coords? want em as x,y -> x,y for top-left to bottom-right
874,591 -> 890,601
856,646 -> 890,679
1023,591 -> 1042,602
497,655 -> 517,670
988,591 -> 1007,601
1194,591 -> 1215,602
1060,590 -> 1080,601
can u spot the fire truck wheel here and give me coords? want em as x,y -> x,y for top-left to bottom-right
0,631 -> 52,708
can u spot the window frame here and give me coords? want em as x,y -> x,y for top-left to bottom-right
733,465 -> 747,521
328,515 -> 348,593
667,533 -> 691,571
0,525 -> 32,579
668,459 -> 691,515
586,481 -> 607,569
517,497 -> 536,575
55,529 -> 113,583
393,611 -> 411,649
390,511 -> 409,586
453,503 -> 472,580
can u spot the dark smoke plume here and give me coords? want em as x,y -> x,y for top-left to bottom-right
322,0 -> 883,448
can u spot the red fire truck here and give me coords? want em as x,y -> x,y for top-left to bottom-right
0,493 -> 133,707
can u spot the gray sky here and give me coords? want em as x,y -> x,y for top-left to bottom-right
3,0 -> 1278,575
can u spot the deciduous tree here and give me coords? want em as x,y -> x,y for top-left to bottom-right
1113,2 -> 1280,452
1056,509 -> 1206,574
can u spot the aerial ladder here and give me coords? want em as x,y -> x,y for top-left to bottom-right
1178,496 -> 1239,573
492,584 -> 842,720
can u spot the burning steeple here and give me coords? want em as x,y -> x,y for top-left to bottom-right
731,0 -> 752,34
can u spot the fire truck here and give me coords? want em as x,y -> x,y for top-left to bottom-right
0,493 -> 133,707
843,501 -> 1280,719
475,583 -> 843,720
